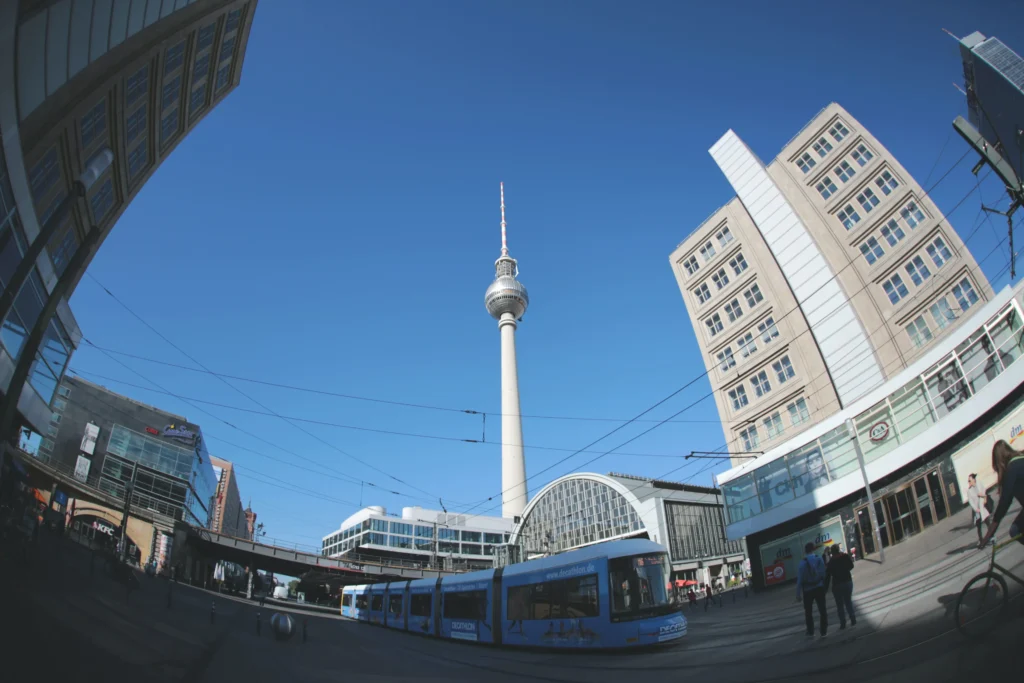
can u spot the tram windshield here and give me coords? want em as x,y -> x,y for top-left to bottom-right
609,552 -> 673,620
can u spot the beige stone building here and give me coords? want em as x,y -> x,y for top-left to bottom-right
210,455 -> 247,539
669,103 -> 993,464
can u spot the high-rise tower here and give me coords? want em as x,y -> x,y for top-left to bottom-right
484,183 -> 530,519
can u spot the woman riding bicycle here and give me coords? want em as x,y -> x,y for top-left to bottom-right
978,440 -> 1024,550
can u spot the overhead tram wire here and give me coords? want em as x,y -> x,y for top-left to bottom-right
85,273 -> 444,501
454,159 -> 1001,518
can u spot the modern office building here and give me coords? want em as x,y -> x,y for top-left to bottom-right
42,374 -> 217,566
321,505 -> 515,571
508,472 -> 746,587
669,103 -> 992,464
0,0 -> 257,439
959,32 -> 1024,181
210,455 -> 247,539
718,281 -> 1024,589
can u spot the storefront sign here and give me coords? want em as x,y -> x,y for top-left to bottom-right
163,423 -> 198,445
869,421 -> 889,442
952,401 -> 1024,499
73,455 -> 92,483
758,516 -> 844,587
146,427 -> 160,435
80,423 -> 99,455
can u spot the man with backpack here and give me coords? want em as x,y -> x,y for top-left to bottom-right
795,542 -> 828,638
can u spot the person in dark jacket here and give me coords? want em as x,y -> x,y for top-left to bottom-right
979,440 -> 1024,549
824,545 -> 856,629
795,542 -> 828,638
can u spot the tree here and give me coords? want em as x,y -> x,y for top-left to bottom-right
288,579 -> 300,596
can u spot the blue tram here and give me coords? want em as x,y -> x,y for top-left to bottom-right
339,538 -> 686,649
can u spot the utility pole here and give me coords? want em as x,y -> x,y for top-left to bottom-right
118,461 -> 138,563
846,419 -> 884,564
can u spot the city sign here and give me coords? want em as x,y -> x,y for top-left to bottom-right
758,516 -> 843,587
146,426 -> 159,435
163,423 -> 199,446
80,423 -> 99,455
869,421 -> 890,442
73,455 -> 91,483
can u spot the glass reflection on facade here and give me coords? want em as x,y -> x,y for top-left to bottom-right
663,501 -> 743,561
722,300 -> 1024,524
99,423 -> 216,527
515,477 -> 643,558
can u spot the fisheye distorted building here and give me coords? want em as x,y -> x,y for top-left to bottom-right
1,0 -> 257,439
669,103 -> 992,466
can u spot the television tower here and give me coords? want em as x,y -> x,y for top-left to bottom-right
484,182 -> 530,519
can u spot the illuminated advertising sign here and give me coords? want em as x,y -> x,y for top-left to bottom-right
758,516 -> 844,587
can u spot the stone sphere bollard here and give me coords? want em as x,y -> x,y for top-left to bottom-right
271,613 -> 295,641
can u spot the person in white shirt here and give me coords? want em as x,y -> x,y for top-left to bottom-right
967,473 -> 990,544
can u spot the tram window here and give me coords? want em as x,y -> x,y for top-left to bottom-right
609,553 -> 672,618
371,595 -> 383,611
443,590 -> 487,620
388,594 -> 403,615
410,593 -> 432,617
507,574 -> 599,620
355,595 -> 368,610
342,594 -> 352,607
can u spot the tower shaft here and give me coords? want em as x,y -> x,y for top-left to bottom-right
499,313 -> 527,518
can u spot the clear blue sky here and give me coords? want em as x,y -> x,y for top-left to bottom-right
64,0 -> 1024,549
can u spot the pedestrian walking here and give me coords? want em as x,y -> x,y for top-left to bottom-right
979,440 -> 1024,550
967,473 -> 992,544
704,583 -> 714,611
824,545 -> 856,629
795,542 -> 828,638
687,589 -> 697,610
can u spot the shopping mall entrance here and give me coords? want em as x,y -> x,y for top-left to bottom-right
854,468 -> 950,555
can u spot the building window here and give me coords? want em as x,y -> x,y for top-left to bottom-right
718,346 -> 736,372
47,423 -> 59,437
724,299 -> 743,322
926,237 -> 952,268
126,105 -> 147,143
128,143 -> 148,179
952,278 -> 979,311
930,298 -> 954,330
711,268 -> 729,290
856,188 -> 879,213
763,412 -> 784,439
89,178 -> 115,222
797,152 -> 816,174
758,316 -> 779,343
57,385 -> 71,398
883,273 -> 909,304
904,255 -> 931,286
740,425 -> 759,451
751,370 -> 771,398
715,226 -> 734,248
874,170 -> 899,195
859,236 -> 885,265
705,313 -> 723,337
906,315 -> 934,348
48,222 -> 78,277
189,84 -> 207,116
682,255 -> 699,276
743,284 -> 763,308
878,221 -> 905,250
737,331 -> 757,358
900,201 -> 925,229
812,137 -> 833,158
216,64 -> 232,92
695,282 -> 711,305
197,23 -> 217,51
699,242 -> 716,262
226,8 -> 242,33
165,41 -> 186,74
729,253 -> 748,276
838,204 -> 861,230
816,177 -> 838,200
728,385 -> 748,411
219,36 -> 237,63
829,121 -> 850,142
28,148 -> 61,204
80,100 -> 107,148
40,438 -> 55,452
162,75 -> 182,109
833,160 -> 856,183
773,355 -> 795,383
126,66 -> 148,106
851,143 -> 875,167
787,398 -> 810,425
192,54 -> 211,84
160,109 -> 179,145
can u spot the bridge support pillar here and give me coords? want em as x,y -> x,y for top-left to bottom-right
247,563 -> 255,600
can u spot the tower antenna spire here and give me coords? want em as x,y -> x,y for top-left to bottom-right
500,181 -> 508,256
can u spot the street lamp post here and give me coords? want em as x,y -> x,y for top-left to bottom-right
0,149 -> 113,445
118,461 -> 138,562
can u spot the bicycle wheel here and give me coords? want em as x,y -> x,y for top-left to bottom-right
955,571 -> 1008,639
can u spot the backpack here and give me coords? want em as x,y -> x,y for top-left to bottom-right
801,556 -> 820,585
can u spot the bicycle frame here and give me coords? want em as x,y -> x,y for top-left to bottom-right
988,534 -> 1024,588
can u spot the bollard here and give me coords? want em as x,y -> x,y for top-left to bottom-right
256,612 -> 262,635
210,601 -> 216,624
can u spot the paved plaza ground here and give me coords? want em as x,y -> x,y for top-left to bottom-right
2,504 -> 1022,682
